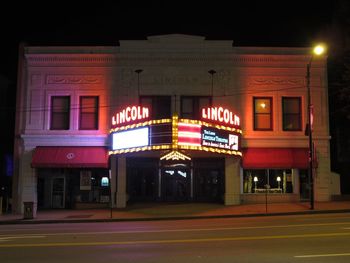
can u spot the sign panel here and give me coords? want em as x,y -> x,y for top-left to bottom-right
112,106 -> 149,127
202,127 -> 239,151
80,171 -> 91,190
112,127 -> 149,150
201,106 -> 240,126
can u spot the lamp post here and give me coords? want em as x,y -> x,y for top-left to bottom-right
208,70 -> 216,97
135,69 -> 143,97
306,44 -> 326,210
277,176 -> 281,190
253,176 -> 258,192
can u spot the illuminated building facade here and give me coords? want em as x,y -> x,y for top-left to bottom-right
13,35 -> 340,215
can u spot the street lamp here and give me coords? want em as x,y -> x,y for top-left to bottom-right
277,176 -> 281,190
306,44 -> 326,210
253,176 -> 258,192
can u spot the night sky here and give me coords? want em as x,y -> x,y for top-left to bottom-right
0,1 -> 338,81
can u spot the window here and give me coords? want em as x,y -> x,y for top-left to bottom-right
80,96 -> 99,130
140,96 -> 171,119
282,97 -> 301,131
253,97 -> 272,130
50,96 -> 70,130
243,169 -> 293,194
181,96 -> 212,119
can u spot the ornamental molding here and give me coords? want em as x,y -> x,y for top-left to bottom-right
46,74 -> 103,85
25,53 -> 314,67
25,54 -> 117,66
248,77 -> 304,87
117,54 -> 307,65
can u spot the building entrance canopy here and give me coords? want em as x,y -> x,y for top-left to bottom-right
109,106 -> 243,157
31,146 -> 109,168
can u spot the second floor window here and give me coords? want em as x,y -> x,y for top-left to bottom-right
181,96 -> 212,119
140,96 -> 171,119
253,97 -> 272,131
80,96 -> 99,130
50,96 -> 70,130
282,97 -> 301,131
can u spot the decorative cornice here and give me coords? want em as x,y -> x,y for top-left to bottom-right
25,54 -> 117,66
25,53 -> 326,68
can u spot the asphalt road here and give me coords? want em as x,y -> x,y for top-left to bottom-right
0,213 -> 350,263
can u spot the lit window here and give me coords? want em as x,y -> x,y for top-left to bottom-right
253,97 -> 272,130
243,169 -> 293,194
282,97 -> 301,131
80,96 -> 98,130
50,96 -> 70,130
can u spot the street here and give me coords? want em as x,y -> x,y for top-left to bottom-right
0,213 -> 350,262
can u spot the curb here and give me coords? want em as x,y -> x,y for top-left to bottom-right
1,209 -> 350,225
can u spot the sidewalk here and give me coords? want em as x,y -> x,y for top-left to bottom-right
1,201 -> 350,224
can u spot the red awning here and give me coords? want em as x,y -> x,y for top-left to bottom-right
32,146 -> 109,168
242,148 -> 309,169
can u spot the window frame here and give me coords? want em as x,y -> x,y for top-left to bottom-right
79,96 -> 99,130
180,96 -> 212,119
50,96 -> 70,130
139,95 -> 172,119
253,97 -> 273,131
282,97 -> 302,131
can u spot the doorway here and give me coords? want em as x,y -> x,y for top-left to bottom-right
52,177 -> 65,208
162,167 -> 190,202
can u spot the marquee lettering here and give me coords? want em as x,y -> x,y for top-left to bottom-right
201,107 -> 240,126
112,106 -> 149,126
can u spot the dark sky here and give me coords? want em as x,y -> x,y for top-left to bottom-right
0,1 -> 338,82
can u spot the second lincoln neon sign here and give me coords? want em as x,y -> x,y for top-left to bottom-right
201,106 -> 240,126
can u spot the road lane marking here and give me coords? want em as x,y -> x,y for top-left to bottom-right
0,236 -> 46,242
0,232 -> 350,248
295,253 -> 350,258
1,221 -> 349,238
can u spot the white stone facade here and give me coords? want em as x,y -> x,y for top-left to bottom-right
13,34 -> 338,215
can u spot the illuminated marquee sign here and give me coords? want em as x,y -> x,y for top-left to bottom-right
112,127 -> 149,150
112,106 -> 149,127
109,105 -> 242,156
202,107 -> 240,126
178,122 -> 201,147
202,127 -> 239,151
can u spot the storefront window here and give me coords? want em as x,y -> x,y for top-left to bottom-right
243,169 -> 293,194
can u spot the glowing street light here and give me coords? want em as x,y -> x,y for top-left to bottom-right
277,176 -> 281,189
306,43 -> 326,210
253,176 -> 258,192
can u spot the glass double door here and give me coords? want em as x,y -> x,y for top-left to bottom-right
162,168 -> 190,202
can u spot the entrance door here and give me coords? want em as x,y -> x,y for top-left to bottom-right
52,177 -> 65,208
194,169 -> 223,202
163,168 -> 190,201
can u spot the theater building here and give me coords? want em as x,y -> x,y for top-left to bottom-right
12,35 -> 340,215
